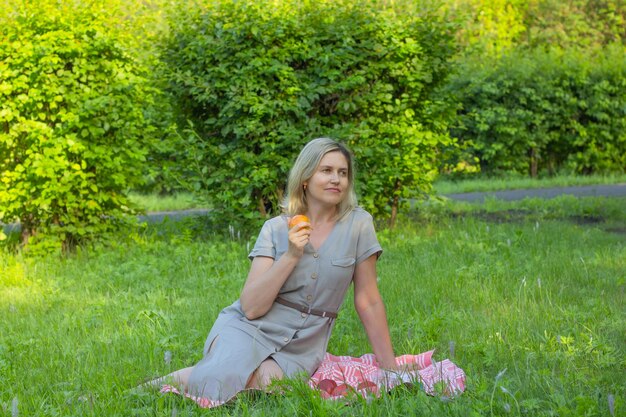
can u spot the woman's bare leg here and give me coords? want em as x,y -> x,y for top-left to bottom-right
246,358 -> 284,390
142,336 -> 220,391
141,366 -> 195,390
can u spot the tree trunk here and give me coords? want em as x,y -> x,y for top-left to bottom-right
389,179 -> 401,228
529,147 -> 538,178
20,214 -> 35,247
257,194 -> 267,217
276,188 -> 284,208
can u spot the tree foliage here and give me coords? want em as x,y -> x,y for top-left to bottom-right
0,6 -> 158,252
161,0 -> 457,227
443,0 -> 626,57
523,0 -> 626,49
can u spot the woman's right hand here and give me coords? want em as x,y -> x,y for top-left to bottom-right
241,218 -> 310,319
287,219 -> 311,258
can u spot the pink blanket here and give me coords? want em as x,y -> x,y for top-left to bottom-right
161,351 -> 465,408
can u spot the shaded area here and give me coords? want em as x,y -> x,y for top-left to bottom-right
443,184 -> 626,202
3,185 -> 625,236
446,210 -> 626,235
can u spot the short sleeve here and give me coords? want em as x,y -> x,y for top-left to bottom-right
248,221 -> 276,260
355,214 -> 383,264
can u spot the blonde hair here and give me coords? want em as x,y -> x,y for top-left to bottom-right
283,138 -> 358,221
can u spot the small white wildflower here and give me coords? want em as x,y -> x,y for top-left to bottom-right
449,340 -> 455,358
522,277 -> 527,287
495,368 -> 507,381
535,221 -> 539,230
507,238 -> 511,247
537,277 -> 541,288
556,335 -> 561,344
11,397 -> 17,417
503,402 -> 511,413
608,394 -> 615,416
164,350 -> 172,366
500,386 -> 510,394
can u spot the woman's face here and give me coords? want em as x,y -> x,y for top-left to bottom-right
304,151 -> 349,209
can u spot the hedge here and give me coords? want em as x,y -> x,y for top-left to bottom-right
447,46 -> 626,177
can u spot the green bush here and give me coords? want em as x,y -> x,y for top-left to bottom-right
161,0 -> 457,227
0,8 -> 158,252
447,47 -> 626,177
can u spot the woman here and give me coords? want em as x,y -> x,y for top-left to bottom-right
153,138 -> 396,402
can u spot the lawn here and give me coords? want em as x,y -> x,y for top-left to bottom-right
1,196 -> 624,416
434,173 -> 626,195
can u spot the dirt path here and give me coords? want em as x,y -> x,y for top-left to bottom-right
443,183 -> 626,202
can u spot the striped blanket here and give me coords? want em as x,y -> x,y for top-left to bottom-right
161,350 -> 465,408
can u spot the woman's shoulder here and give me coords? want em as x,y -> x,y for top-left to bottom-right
341,207 -> 375,230
348,207 -> 374,222
263,214 -> 289,230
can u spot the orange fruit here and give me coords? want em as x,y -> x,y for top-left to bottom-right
289,214 -> 310,229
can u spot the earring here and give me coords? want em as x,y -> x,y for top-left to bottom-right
303,183 -> 307,190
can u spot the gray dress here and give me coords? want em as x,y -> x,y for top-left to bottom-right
186,207 -> 382,401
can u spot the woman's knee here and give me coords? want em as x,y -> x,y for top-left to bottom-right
247,359 -> 284,389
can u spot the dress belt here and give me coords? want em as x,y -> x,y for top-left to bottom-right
275,297 -> 338,319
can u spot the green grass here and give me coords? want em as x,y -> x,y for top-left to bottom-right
434,173 -> 626,195
128,192 -> 207,212
127,174 -> 626,213
1,197 -> 625,416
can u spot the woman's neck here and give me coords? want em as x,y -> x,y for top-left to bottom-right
306,202 -> 337,226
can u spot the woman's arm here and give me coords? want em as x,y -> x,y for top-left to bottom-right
353,254 -> 397,369
240,221 -> 310,320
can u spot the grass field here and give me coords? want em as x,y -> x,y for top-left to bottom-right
434,173 -> 626,195
128,192 -> 206,213
1,196 -> 624,416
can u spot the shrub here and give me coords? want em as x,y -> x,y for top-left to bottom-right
447,47 -> 626,177
0,8 -> 157,252
161,0 -> 457,227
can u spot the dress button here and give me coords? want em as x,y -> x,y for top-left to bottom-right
301,312 -> 307,318
313,253 -> 319,258
311,273 -> 318,279
283,337 -> 289,342
306,295 -> 312,301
